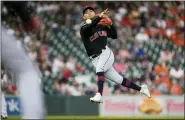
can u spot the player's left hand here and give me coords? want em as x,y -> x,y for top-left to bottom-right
96,8 -> 112,27
97,16 -> 112,27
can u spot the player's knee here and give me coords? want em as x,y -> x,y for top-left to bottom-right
96,72 -> 105,81
96,72 -> 104,76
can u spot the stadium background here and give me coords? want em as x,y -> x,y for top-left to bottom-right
1,1 -> 184,119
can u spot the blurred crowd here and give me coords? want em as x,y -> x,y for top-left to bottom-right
1,68 -> 17,95
1,1 -> 184,96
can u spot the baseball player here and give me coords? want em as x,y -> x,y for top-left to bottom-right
80,7 -> 151,103
1,2 -> 45,119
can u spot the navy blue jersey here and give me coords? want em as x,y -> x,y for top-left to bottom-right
80,16 -> 117,57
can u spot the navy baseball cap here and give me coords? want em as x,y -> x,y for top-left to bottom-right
83,6 -> 95,15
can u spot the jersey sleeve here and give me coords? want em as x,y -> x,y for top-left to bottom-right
81,16 -> 102,35
80,26 -> 84,37
107,24 -> 117,39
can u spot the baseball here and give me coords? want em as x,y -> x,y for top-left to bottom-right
86,19 -> 92,24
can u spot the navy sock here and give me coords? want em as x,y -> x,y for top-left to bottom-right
121,77 -> 141,91
97,72 -> 105,95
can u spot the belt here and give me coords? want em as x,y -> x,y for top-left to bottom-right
89,52 -> 101,60
89,47 -> 106,60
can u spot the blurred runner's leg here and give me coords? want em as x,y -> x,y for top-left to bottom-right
1,27 -> 45,119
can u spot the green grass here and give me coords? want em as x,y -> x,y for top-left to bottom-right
7,116 -> 184,119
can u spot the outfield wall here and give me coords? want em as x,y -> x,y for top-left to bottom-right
5,95 -> 99,116
5,95 -> 184,117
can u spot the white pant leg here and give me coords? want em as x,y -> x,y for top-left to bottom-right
1,92 -> 8,117
105,67 -> 123,84
91,46 -> 122,84
92,46 -> 114,73
1,27 -> 45,119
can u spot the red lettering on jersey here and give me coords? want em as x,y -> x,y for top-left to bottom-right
90,31 -> 107,42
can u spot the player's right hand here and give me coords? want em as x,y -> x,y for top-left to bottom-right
99,8 -> 109,18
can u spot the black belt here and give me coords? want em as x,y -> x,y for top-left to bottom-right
89,48 -> 106,59
89,52 -> 101,59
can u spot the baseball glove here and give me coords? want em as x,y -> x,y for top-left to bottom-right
97,15 -> 112,27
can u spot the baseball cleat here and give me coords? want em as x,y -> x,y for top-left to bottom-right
140,84 -> 151,98
90,93 -> 103,103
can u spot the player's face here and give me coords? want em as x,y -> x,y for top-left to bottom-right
83,9 -> 95,20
